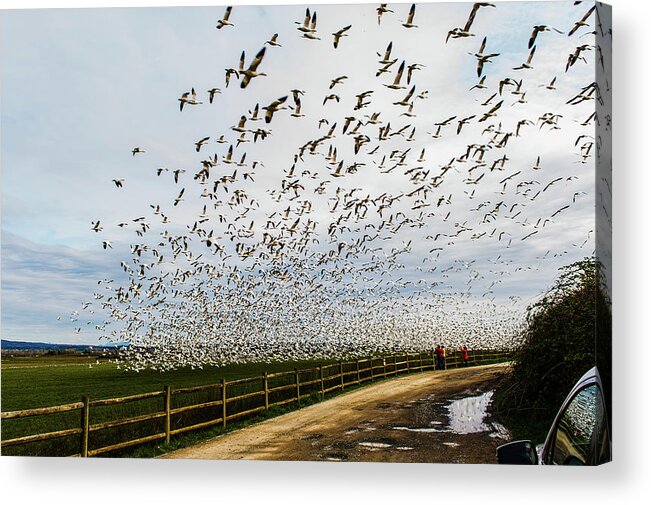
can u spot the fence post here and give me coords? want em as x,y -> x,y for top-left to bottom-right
80,396 -> 90,457
340,361 -> 344,389
432,350 -> 436,369
383,356 -> 387,378
406,354 -> 410,373
356,360 -> 361,384
164,385 -> 171,444
369,358 -> 374,380
263,372 -> 269,411
419,352 -> 424,370
319,365 -> 324,397
295,368 -> 300,401
221,379 -> 227,428
393,354 -> 397,374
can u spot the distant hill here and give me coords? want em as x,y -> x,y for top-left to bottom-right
1,339 -> 125,351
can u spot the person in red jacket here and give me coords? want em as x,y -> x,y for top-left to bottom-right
461,345 -> 469,366
435,344 -> 444,370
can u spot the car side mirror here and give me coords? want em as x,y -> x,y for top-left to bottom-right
496,440 -> 538,465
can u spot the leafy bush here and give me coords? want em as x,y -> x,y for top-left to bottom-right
496,258 -> 611,430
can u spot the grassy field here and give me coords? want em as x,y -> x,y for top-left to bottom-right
1,353 -> 355,457
1,352 -> 510,457
1,354 -> 335,412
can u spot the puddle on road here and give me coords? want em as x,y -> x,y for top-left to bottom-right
390,390 -> 511,439
358,442 -> 393,449
447,390 -> 500,435
392,426 -> 444,433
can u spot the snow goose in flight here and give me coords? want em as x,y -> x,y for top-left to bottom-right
239,47 -> 267,89
513,46 -> 536,70
263,96 -> 288,124
401,4 -> 417,29
528,25 -> 563,48
568,4 -> 595,37
332,25 -> 351,49
216,6 -> 234,29
265,33 -> 282,47
384,60 -> 406,90
207,87 -> 221,104
377,4 -> 393,25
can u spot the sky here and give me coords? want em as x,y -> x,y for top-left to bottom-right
0,1 -> 608,350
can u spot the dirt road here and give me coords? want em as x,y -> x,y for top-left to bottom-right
161,364 -> 510,463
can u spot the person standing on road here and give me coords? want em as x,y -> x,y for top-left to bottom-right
435,344 -> 444,370
442,345 -> 447,370
461,345 -> 469,366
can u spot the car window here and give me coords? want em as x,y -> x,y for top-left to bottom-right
551,384 -> 605,465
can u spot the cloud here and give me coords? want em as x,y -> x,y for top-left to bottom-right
1,3 -> 602,352
1,232 -> 126,343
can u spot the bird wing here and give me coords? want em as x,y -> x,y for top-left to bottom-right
579,5 -> 596,24
527,45 -> 536,64
223,6 -> 232,21
248,46 -> 266,72
403,85 -> 415,102
479,36 -> 486,54
488,100 -> 503,115
528,27 -> 540,49
551,205 -> 570,218
383,41 -> 393,60
463,3 -> 480,32
393,60 -> 405,85
407,4 -> 416,23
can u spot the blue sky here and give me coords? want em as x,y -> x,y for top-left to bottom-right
1,2 -> 603,346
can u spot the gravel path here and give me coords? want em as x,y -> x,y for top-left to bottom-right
160,363 -> 510,463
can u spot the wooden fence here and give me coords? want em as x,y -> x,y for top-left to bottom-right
1,349 -> 510,457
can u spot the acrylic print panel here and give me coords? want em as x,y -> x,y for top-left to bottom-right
1,1 -> 611,464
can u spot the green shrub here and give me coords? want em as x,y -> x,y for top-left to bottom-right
495,258 -> 611,432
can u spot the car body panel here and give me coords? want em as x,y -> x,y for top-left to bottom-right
497,367 -> 610,465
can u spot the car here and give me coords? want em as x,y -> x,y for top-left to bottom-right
496,367 -> 611,465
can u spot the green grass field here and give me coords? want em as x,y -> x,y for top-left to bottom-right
1,353 -> 351,457
1,354 -> 336,411
1,351 -> 509,458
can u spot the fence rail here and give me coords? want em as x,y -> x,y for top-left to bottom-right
1,349 -> 510,457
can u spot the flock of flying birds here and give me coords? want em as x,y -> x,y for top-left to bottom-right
70,2 -> 610,370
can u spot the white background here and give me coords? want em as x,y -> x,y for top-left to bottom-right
1,0 -> 648,503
